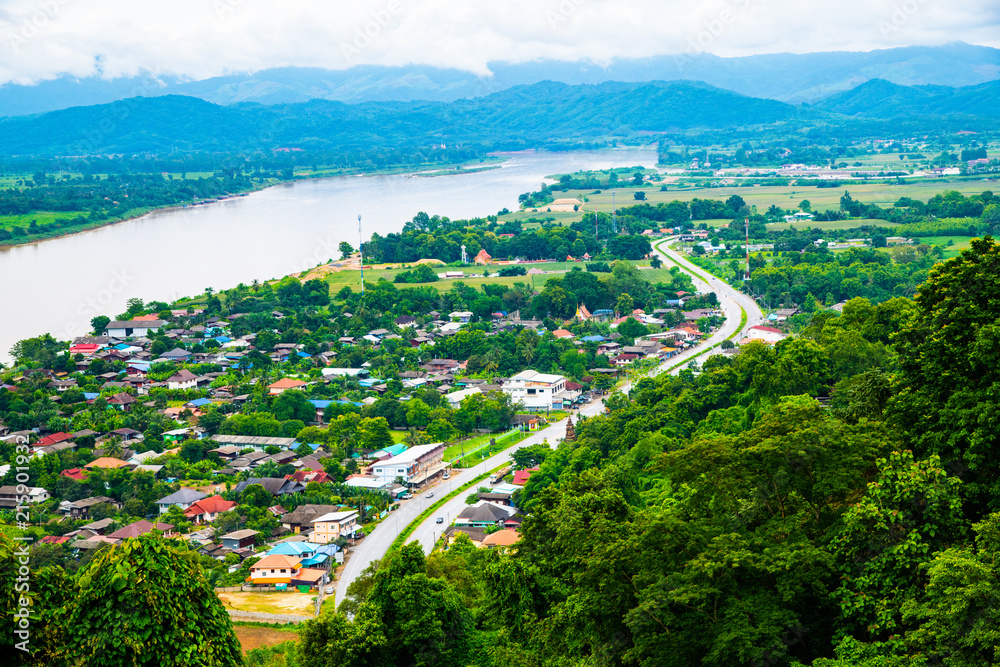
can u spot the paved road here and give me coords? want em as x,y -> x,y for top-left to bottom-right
334,239 -> 764,606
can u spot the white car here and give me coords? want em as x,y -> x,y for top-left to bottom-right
426,492 -> 434,499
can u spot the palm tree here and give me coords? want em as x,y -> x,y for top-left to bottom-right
404,428 -> 426,448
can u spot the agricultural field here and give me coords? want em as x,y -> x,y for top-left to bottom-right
232,624 -> 299,653
506,177 -> 1000,230
765,218 -> 901,232
915,236 -> 974,258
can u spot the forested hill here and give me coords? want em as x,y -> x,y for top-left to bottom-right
0,81 -> 801,156
814,77 -> 1000,118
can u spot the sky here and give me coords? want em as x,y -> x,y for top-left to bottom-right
0,0 -> 998,85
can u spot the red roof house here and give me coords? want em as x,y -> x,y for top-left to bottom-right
60,468 -> 87,481
512,466 -> 540,486
183,495 -> 238,524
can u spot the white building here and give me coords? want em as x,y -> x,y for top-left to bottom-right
443,386 -> 482,408
104,320 -> 167,338
372,443 -> 446,488
502,370 -> 569,411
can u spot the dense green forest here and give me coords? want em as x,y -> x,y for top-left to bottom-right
2,79 -> 999,158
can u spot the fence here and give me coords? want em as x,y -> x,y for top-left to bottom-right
226,610 -> 313,624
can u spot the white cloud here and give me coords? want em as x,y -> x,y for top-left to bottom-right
0,0 -> 996,85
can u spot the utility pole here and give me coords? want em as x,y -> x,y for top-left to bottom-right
358,214 -> 365,297
612,191 -> 617,235
744,217 -> 750,281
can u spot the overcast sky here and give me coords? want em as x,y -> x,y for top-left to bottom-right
0,0 -> 997,85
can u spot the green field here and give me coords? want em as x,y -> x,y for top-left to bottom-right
765,218 -> 900,232
497,177 -> 999,229
0,211 -> 88,230
915,236 -> 974,258
320,260 -> 667,293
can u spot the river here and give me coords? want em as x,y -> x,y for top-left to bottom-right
0,148 -> 658,364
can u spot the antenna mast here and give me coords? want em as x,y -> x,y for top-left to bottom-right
358,214 -> 365,297
612,190 -> 617,235
744,217 -> 750,281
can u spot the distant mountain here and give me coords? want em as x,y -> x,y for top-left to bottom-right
814,78 -> 1000,118
0,81 -> 802,156
0,42 -> 997,117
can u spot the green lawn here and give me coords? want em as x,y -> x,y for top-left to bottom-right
915,236 -> 974,258
0,210 -> 89,230
443,433 -> 495,461
765,218 -> 900,232
320,260 -> 660,294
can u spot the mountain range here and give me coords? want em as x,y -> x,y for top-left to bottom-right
0,72 -> 997,157
0,42 -> 997,118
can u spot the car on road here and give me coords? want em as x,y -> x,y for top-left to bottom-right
436,517 -> 444,524
426,492 -> 434,498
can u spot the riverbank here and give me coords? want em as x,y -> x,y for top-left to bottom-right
0,157 -> 506,249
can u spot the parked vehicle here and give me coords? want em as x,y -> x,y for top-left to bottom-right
401,493 -> 413,499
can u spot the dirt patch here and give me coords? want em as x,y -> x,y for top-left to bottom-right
218,591 -> 317,615
233,625 -> 298,653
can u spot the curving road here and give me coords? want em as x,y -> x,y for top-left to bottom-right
334,239 -> 764,606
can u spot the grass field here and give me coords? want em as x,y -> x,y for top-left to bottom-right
765,218 -> 900,232
915,236 -> 974,258
391,430 -> 407,444
217,591 -> 316,616
232,624 -> 298,653
321,260 -> 675,294
495,178 -> 999,229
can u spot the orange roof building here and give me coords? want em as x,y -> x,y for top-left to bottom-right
249,554 -> 302,584
474,249 -> 492,265
481,529 -> 521,550
268,378 -> 308,395
84,457 -> 130,469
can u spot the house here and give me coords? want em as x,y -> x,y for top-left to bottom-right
155,487 -> 208,514
107,519 -> 175,540
372,443 -> 446,488
311,510 -> 361,544
0,485 -> 50,508
443,386 -> 482,408
449,311 -> 473,323
248,554 -> 302,584
512,466 -> 540,486
105,320 -> 168,338
79,517 -> 116,535
221,529 -> 260,551
597,342 -> 621,355
63,496 -> 118,519
233,477 -> 306,497
268,378 -> 308,395
611,353 -> 640,366
166,369 -> 199,391
60,468 -> 87,481
211,435 -> 298,452
502,370 -> 569,411
455,501 -> 519,528
36,431 -> 74,448
481,529 -> 521,550
552,328 -> 575,339
281,504 -> 344,533
183,495 -> 237,524
738,325 -> 788,346
106,393 -> 138,411
84,457 -> 130,470
394,315 -> 417,328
